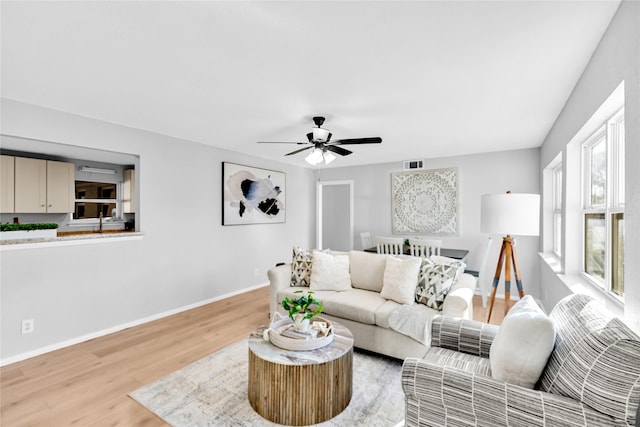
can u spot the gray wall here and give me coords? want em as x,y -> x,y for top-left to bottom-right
321,183 -> 352,251
539,0 -> 640,331
1,98 -> 315,362
314,148 -> 542,302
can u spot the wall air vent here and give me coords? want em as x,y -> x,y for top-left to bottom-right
403,159 -> 424,171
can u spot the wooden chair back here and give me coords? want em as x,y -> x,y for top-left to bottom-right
360,232 -> 373,250
376,236 -> 404,255
408,238 -> 442,257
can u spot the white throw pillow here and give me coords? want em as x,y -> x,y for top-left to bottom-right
380,256 -> 421,305
310,251 -> 352,291
489,295 -> 556,389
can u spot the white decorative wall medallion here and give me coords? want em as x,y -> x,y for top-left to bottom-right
391,168 -> 458,235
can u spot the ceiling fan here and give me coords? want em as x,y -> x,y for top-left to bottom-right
257,116 -> 382,165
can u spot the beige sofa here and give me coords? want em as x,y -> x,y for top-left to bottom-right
268,250 -> 476,360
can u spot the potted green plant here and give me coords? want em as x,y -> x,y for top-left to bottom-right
0,223 -> 59,241
281,290 -> 324,332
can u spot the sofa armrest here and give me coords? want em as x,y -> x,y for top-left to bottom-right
441,272 -> 476,319
268,263 -> 292,316
430,315 -> 498,357
401,357 -> 616,426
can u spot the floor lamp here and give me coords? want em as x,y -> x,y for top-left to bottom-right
480,192 -> 540,322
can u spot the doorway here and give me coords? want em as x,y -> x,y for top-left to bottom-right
316,180 -> 354,251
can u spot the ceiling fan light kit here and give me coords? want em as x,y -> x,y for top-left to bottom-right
305,148 -> 336,165
258,116 -> 382,166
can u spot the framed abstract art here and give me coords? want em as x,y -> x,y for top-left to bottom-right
391,167 -> 459,235
222,162 -> 286,225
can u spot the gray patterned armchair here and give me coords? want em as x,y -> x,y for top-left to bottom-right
402,294 -> 640,426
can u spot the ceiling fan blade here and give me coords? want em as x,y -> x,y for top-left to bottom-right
285,146 -> 313,156
257,141 -> 306,144
331,137 -> 382,145
326,145 -> 352,156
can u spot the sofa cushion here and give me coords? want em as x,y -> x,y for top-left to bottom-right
322,289 -> 387,325
310,251 -> 352,291
277,287 -> 337,314
415,259 -> 458,310
381,256 -> 421,305
489,295 -> 556,389
349,250 -> 389,292
374,299 -> 401,328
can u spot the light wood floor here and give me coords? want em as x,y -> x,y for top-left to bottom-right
0,288 -> 504,426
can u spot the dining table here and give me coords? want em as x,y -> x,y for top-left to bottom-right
363,246 -> 469,261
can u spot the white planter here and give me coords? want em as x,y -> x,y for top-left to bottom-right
292,314 -> 311,333
0,229 -> 57,241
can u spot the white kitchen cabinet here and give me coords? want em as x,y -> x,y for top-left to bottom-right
15,157 -> 47,213
123,168 -> 135,213
14,157 -> 74,213
46,160 -> 75,213
1,155 -> 15,213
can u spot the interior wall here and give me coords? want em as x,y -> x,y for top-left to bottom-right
320,183 -> 352,251
0,98 -> 315,362
314,148 -> 542,302
538,0 -> 640,331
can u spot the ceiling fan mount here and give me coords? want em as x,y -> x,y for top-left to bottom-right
312,116 -> 326,127
258,116 -> 381,165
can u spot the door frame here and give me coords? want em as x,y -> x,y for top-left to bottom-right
316,180 -> 354,250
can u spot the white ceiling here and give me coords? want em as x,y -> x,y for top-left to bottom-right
1,1 -> 621,168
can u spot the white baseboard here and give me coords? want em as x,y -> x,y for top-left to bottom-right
0,283 -> 269,367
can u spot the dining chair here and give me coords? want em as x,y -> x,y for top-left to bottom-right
360,232 -> 373,250
376,236 -> 404,255
408,238 -> 441,257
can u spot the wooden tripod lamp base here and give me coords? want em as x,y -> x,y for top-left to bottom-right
486,235 -> 525,323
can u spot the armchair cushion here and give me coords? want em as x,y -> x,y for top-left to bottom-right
489,295 -> 556,389
538,294 -> 640,425
431,316 -> 498,358
402,356 -> 618,426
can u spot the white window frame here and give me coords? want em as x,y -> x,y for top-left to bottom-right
551,162 -> 563,258
71,180 -> 123,225
580,108 -> 624,299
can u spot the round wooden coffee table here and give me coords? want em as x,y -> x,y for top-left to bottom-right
248,320 -> 354,426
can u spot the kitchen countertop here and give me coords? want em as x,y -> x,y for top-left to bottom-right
0,231 -> 143,249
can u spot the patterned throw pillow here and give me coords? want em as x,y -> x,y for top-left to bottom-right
291,246 -> 313,287
290,246 -> 331,287
415,257 -> 458,310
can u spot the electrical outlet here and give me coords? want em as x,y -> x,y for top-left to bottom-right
21,318 -> 34,335
254,268 -> 260,277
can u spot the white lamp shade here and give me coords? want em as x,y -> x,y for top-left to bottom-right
312,127 -> 330,142
323,151 -> 336,164
305,148 -> 324,165
480,193 -> 540,236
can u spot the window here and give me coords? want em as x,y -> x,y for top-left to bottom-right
74,181 -> 118,220
552,162 -> 563,257
581,108 -> 624,298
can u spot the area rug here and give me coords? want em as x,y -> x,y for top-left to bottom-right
129,339 -> 405,426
